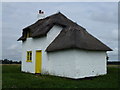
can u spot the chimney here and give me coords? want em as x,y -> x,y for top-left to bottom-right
37,10 -> 45,20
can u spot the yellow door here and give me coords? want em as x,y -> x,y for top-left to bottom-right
35,50 -> 42,73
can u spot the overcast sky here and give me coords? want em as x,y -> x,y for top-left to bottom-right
2,2 -> 118,61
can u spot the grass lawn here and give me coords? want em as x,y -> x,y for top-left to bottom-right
2,64 -> 119,88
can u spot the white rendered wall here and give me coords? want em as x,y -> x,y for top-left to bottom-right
48,49 -> 76,78
74,49 -> 107,79
22,25 -> 63,73
48,49 -> 107,79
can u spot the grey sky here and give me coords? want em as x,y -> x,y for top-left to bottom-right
2,2 -> 118,61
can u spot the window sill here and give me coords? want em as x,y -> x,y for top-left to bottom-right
26,60 -> 32,62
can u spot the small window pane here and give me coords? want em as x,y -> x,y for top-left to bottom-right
27,52 -> 29,60
30,52 -> 32,60
26,51 -> 32,61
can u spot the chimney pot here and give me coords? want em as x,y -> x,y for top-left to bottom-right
37,10 -> 45,20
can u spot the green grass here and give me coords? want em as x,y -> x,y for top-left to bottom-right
2,64 -> 119,88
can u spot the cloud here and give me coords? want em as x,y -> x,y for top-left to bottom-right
89,10 -> 117,24
7,44 -> 19,50
3,43 -> 22,61
87,2 -> 118,24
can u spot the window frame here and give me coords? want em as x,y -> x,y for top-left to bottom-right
26,30 -> 31,38
26,51 -> 32,62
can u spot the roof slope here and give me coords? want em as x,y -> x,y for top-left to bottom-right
46,27 -> 112,51
18,12 -> 112,51
18,12 -> 83,41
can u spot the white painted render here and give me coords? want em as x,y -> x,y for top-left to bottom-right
48,49 -> 76,78
21,25 -> 107,79
75,50 -> 107,79
48,49 -> 107,79
21,25 -> 63,73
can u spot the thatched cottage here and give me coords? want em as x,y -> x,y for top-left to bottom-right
18,12 -> 112,79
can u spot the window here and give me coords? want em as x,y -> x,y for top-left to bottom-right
27,31 -> 30,38
26,51 -> 32,62
26,31 -> 31,38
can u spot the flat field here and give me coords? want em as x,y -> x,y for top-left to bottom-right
2,64 -> 119,88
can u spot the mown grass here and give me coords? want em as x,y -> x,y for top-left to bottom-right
2,64 -> 120,88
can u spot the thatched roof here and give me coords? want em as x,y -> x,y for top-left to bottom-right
18,12 -> 112,51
